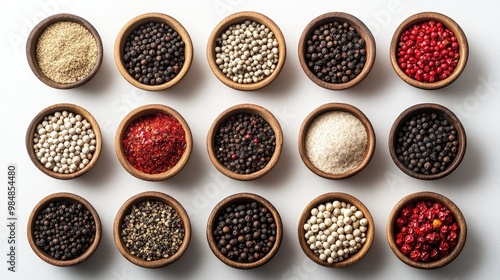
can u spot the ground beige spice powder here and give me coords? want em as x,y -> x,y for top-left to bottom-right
36,21 -> 98,84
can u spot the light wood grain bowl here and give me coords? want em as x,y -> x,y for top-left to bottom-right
114,13 -> 193,91
388,103 -> 466,180
206,103 -> 283,181
206,11 -> 286,91
115,104 -> 192,181
298,192 -> 374,268
113,191 -> 191,268
26,13 -> 103,89
27,192 -> 102,266
390,12 -> 468,90
26,103 -> 102,180
298,103 -> 376,179
386,191 -> 467,269
206,192 -> 283,269
298,12 -> 376,90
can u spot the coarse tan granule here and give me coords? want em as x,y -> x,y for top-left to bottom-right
305,111 -> 367,175
36,21 -> 98,84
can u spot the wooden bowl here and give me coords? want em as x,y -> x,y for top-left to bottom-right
298,12 -> 376,90
114,13 -> 193,91
206,192 -> 283,269
26,103 -> 102,180
388,103 -> 466,180
206,103 -> 283,180
386,191 -> 467,269
390,12 -> 468,90
298,192 -> 375,268
298,103 -> 376,179
26,13 -> 103,89
113,191 -> 191,268
27,192 -> 102,266
115,104 -> 192,181
206,11 -> 287,91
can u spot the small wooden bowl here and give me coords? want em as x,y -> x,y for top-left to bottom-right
388,103 -> 466,180
206,193 -> 283,269
298,192 -> 375,268
298,103 -> 376,179
298,12 -> 376,90
27,192 -> 102,266
114,13 -> 193,91
115,104 -> 192,181
206,11 -> 287,91
390,12 -> 469,90
206,103 -> 283,180
386,191 -> 467,269
26,13 -> 103,89
113,191 -> 191,268
26,103 -> 102,180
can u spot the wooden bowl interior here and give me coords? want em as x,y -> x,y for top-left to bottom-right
114,13 -> 193,91
26,13 -> 103,89
386,191 -> 467,269
26,103 -> 102,180
206,11 -> 287,91
113,191 -> 191,268
298,103 -> 376,179
388,103 -> 466,180
298,192 -> 375,268
115,104 -> 193,181
27,192 -> 102,266
389,12 -> 469,90
206,104 -> 283,181
206,193 -> 283,269
298,12 -> 376,90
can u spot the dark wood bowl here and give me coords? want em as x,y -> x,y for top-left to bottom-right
206,103 -> 283,180
298,192 -> 375,268
298,103 -> 376,179
206,11 -> 287,91
115,104 -> 192,181
114,13 -> 193,91
298,12 -> 376,90
388,103 -> 466,180
27,192 -> 102,266
113,191 -> 191,268
389,12 -> 468,90
26,13 -> 103,89
206,193 -> 283,269
386,191 -> 467,269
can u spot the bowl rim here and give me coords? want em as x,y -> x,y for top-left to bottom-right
297,192 -> 375,268
388,103 -> 467,180
25,103 -> 103,180
206,192 -> 283,269
27,192 -> 102,266
26,13 -> 103,89
206,103 -> 283,181
389,11 -> 469,90
298,12 -> 376,90
114,12 -> 193,91
386,191 -> 467,269
206,11 -> 287,91
113,191 -> 191,268
115,104 -> 193,181
298,102 -> 376,179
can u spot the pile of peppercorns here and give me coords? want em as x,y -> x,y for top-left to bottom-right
123,22 -> 185,85
212,201 -> 277,263
305,21 -> 366,84
214,113 -> 276,175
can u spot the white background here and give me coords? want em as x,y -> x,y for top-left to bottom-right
1,0 -> 499,279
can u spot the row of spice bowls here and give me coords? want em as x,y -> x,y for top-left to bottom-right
26,10 -> 468,92
27,189 -> 466,269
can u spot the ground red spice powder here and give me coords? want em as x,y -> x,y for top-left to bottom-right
122,113 -> 186,174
